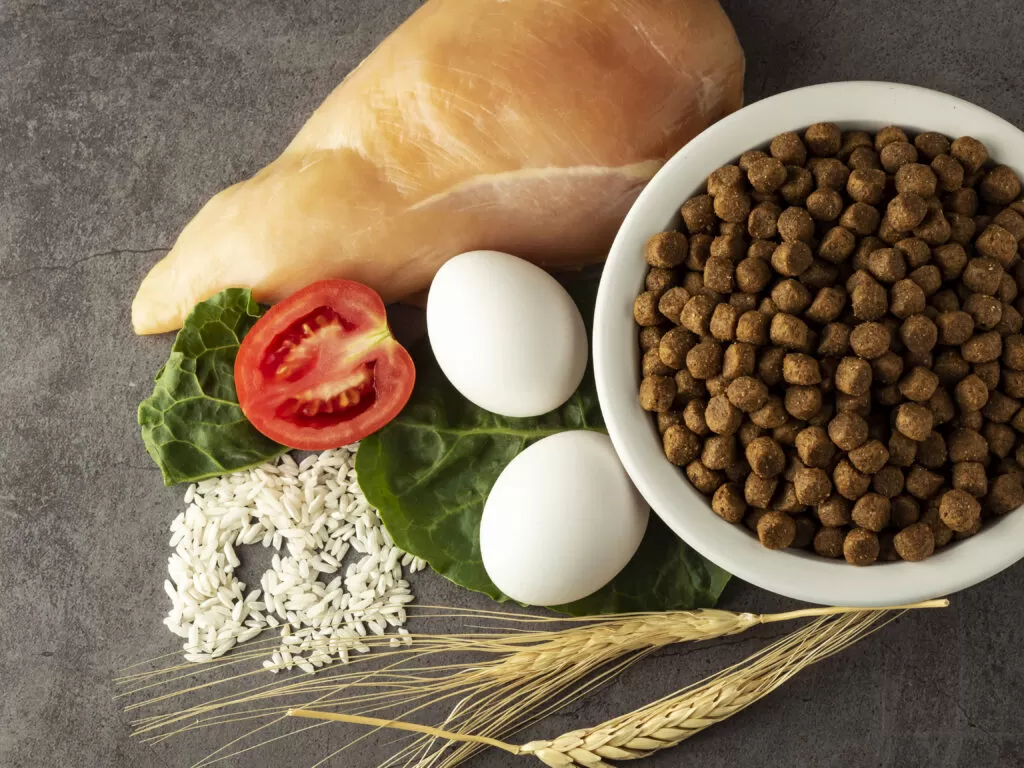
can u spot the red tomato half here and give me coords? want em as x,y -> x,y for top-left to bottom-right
235,280 -> 415,450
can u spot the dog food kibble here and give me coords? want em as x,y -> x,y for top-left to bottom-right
636,126 -> 1024,563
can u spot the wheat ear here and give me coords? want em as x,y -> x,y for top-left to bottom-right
288,605 -> 937,768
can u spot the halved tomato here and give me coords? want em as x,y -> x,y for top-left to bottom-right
234,280 -> 415,450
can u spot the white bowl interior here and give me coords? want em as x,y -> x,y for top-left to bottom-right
595,82 -> 1024,606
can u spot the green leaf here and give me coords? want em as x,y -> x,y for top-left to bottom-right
356,279 -> 730,614
138,288 -> 286,485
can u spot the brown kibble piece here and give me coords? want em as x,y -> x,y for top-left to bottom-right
709,304 -> 740,342
770,132 -> 807,166
686,460 -> 723,495
818,226 -> 857,263
899,366 -> 939,402
880,141 -> 918,173
639,326 -> 664,352
848,440 -> 890,474
739,150 -> 769,172
948,212 -> 977,245
816,497 -> 851,528
675,369 -> 705,399
888,432 -> 918,467
707,165 -> 744,196
876,126 -> 909,150
939,489 -> 982,532
840,202 -> 881,236
725,376 -> 769,413
806,189 -> 844,222
962,331 -> 1002,363
645,267 -> 677,295
746,436 -> 786,479
704,394 -> 742,436
777,207 -> 815,243
987,473 -> 1024,514
639,375 -> 676,412
703,255 -> 735,294
642,348 -> 672,377
873,465 -> 906,498
950,136 -> 988,173
994,208 -> 1024,243
916,431 -> 948,469
963,257 -> 1005,296
847,169 -> 887,205
794,467 -> 832,505
771,280 -> 811,314
887,194 -> 929,232
895,163 -> 938,198
895,402 -> 933,441
948,428 -> 988,463
936,310 -> 975,346
711,483 -> 746,523
900,314 -> 938,355
866,248 -> 907,283
834,459 -> 871,501
913,206 -> 952,246
634,292 -> 662,326
722,342 -> 756,380
984,422 -> 1016,459
733,259 -> 772,297
783,353 -> 821,386
914,132 -> 950,160
891,495 -> 921,528
840,130 -> 874,159
852,277 -> 889,320
910,264 -> 943,296
976,225 -> 1018,268
813,527 -> 845,558
844,528 -> 879,566
805,287 -> 847,324
1004,334 -> 1024,370
983,390 -> 1020,423
656,411 -> 684,435
644,231 -> 688,268
779,165 -> 815,205
852,493 -> 890,532
850,322 -> 891,360
769,313 -> 810,351
980,165 -> 1022,205
931,153 -> 965,192
747,202 -> 781,240
750,396 -> 788,429
803,122 -> 841,156
682,399 -> 709,436
848,146 -> 882,171
890,279 -> 927,319
681,195 -> 716,234
808,157 -> 850,189
757,511 -> 797,550
905,466 -> 944,500
893,522 -> 935,561
713,189 -> 751,224
963,293 -> 1003,330
747,157 -> 787,193
835,356 -> 872,396
819,323 -> 851,356
745,474 -> 778,508
662,425 -> 701,465
954,374 -> 989,412
686,234 -> 712,270
794,426 -> 834,468
784,386 -> 822,421
735,311 -> 771,346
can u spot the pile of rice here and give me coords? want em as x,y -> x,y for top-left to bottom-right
162,446 -> 424,673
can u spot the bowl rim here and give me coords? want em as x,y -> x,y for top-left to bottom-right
594,80 -> 1024,606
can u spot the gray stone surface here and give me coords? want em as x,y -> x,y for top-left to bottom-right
1,0 -> 1023,766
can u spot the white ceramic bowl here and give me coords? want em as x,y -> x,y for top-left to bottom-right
595,81 -> 1024,606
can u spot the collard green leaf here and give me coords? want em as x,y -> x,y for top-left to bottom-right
138,289 -> 285,485
356,279 -> 730,614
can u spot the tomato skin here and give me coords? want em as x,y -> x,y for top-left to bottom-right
235,280 -> 415,450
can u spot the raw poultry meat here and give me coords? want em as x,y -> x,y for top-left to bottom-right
133,0 -> 744,334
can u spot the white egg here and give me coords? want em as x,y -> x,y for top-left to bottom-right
427,250 -> 588,417
480,431 -> 649,606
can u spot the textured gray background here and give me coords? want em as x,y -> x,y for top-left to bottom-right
2,1 -> 1023,766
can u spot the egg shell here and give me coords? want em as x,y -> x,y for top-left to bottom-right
427,250 -> 589,417
480,430 -> 649,606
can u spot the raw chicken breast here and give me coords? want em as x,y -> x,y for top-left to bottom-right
133,0 -> 744,334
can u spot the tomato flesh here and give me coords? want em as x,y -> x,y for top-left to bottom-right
235,280 -> 415,450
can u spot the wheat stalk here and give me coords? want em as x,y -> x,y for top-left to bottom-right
276,602 -> 942,768
289,609 -> 900,768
